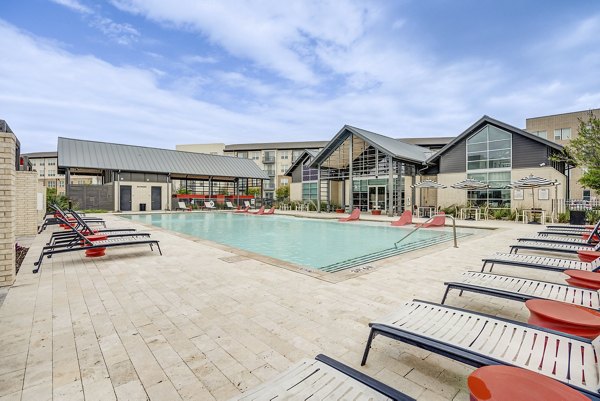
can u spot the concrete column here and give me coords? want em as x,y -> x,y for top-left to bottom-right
0,132 -> 16,286
317,163 -> 321,213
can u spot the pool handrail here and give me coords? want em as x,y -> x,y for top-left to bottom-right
394,214 -> 458,249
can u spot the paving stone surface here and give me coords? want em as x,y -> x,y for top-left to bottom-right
0,212 -> 564,400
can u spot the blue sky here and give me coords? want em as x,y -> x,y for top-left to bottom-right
1,0 -> 599,153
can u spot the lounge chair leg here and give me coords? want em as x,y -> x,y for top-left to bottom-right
156,243 -> 162,255
149,244 -> 153,252
33,253 -> 45,273
459,290 -> 464,297
441,287 -> 451,304
480,261 -> 487,272
361,328 -> 377,366
489,263 -> 494,272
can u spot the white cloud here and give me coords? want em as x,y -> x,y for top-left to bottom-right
181,55 -> 218,65
49,0 -> 92,14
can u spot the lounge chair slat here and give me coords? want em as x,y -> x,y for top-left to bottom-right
366,301 -> 600,396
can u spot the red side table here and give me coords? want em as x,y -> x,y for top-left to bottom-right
468,365 -> 589,401
578,250 -> 600,262
564,270 -> 600,289
83,234 -> 108,257
526,299 -> 600,339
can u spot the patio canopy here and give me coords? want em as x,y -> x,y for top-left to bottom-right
508,174 -> 557,209
451,178 -> 489,190
411,180 -> 447,189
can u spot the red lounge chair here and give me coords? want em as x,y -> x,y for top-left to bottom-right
391,210 -> 412,226
262,207 -> 275,215
339,208 -> 360,222
233,206 -> 250,213
415,211 -> 445,228
249,206 -> 265,215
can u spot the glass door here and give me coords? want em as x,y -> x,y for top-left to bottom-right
368,186 -> 386,211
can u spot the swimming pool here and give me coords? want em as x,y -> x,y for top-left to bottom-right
122,213 -> 474,272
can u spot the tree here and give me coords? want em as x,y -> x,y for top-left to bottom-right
247,187 -> 261,197
46,188 -> 69,212
275,184 -> 290,201
560,111 -> 600,191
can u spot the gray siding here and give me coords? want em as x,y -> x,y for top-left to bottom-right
512,134 -> 549,168
291,167 -> 302,183
439,141 -> 466,173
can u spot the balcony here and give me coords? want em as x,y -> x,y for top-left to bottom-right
262,156 -> 275,164
265,169 -> 276,177
264,182 -> 275,190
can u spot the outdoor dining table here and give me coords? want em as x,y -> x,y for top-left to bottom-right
521,208 -> 546,224
459,207 -> 480,221
468,365 -> 589,401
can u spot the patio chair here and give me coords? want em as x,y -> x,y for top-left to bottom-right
225,201 -> 236,210
204,201 -> 216,210
33,216 -> 161,274
391,210 -> 412,227
441,271 -> 600,309
481,252 -> 600,273
338,208 -> 360,222
38,205 -> 106,233
509,239 -> 600,254
248,206 -> 265,215
414,211 -> 445,228
360,300 -> 600,400
244,200 -> 251,208
233,206 -> 250,214
230,354 -> 414,401
175,201 -> 192,211
261,206 -> 275,215
48,211 -> 146,246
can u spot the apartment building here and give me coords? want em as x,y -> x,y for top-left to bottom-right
21,151 -> 96,194
525,108 -> 600,200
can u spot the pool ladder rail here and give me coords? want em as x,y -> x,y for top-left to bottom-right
320,214 -> 462,273
394,214 -> 458,249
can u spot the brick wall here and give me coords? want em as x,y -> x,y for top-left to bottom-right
0,132 -> 16,286
15,171 -> 41,236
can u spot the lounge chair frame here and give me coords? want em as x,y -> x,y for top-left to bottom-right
361,300 -> 600,400
481,252 -> 600,274
233,354 -> 414,400
33,217 -> 161,274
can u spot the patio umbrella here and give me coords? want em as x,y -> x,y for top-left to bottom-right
508,174 -> 556,209
410,180 -> 446,210
450,178 -> 489,190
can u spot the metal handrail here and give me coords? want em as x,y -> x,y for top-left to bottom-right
394,214 -> 458,249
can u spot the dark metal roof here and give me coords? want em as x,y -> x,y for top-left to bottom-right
398,137 -> 454,147
58,137 -> 269,179
283,149 -> 319,176
0,120 -> 13,133
21,151 -> 58,159
426,115 -> 564,164
311,125 -> 430,167
224,141 -> 328,152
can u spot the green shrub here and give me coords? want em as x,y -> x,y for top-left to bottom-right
558,211 -> 570,223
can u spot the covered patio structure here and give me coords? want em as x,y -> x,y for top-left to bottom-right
310,125 -> 430,216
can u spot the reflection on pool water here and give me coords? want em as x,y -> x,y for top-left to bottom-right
122,213 -> 475,271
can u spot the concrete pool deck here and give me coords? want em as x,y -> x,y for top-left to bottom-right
0,212 -> 564,400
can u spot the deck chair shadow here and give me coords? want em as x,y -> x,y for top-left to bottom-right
391,210 -> 412,226
361,299 -> 600,400
230,354 -> 414,401
414,211 -> 445,228
33,216 -> 162,274
339,208 -> 360,222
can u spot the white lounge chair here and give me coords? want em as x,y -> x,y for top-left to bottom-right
442,271 -> 600,309
204,201 -> 216,210
482,252 -> 600,273
176,201 -> 191,211
230,354 -> 413,401
361,300 -> 600,400
244,200 -> 251,208
225,201 -> 235,209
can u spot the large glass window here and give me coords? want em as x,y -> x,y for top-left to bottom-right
467,126 -> 511,171
302,182 -> 318,200
466,125 -> 512,207
554,128 -> 571,140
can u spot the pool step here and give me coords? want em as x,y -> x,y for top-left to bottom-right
319,232 -> 472,273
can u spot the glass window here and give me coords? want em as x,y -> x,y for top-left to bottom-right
467,171 -> 511,207
466,125 -> 512,171
280,151 -> 289,159
531,130 -> 547,139
237,152 -> 248,158
249,151 -> 260,160
554,128 -> 571,140
302,182 -> 318,200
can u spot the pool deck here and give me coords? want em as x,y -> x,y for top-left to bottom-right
0,212 -> 565,400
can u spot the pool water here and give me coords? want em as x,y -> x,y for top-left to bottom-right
122,213 -> 474,271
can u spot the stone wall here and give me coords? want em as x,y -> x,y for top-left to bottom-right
15,171 -> 42,236
0,132 -> 16,286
